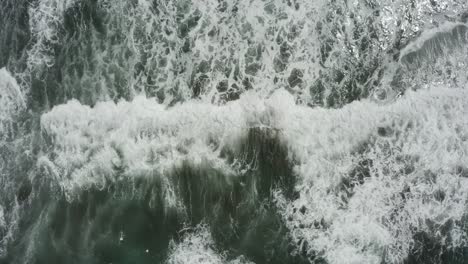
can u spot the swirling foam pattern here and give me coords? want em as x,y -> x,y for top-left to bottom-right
1,0 -> 468,263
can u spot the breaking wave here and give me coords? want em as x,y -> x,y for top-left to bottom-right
1,0 -> 468,263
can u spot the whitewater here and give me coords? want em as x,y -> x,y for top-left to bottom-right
1,0 -> 468,263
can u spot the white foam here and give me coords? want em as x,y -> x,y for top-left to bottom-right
399,22 -> 468,61
39,83 -> 468,263
0,202 -> 21,259
275,87 -> 468,263
39,89 -> 302,197
0,68 -> 25,140
166,224 -> 253,264
1,0 -> 467,262
39,95 -> 247,198
27,0 -> 78,70
15,0 -> 468,107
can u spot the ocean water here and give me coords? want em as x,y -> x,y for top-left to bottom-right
1,0 -> 468,263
